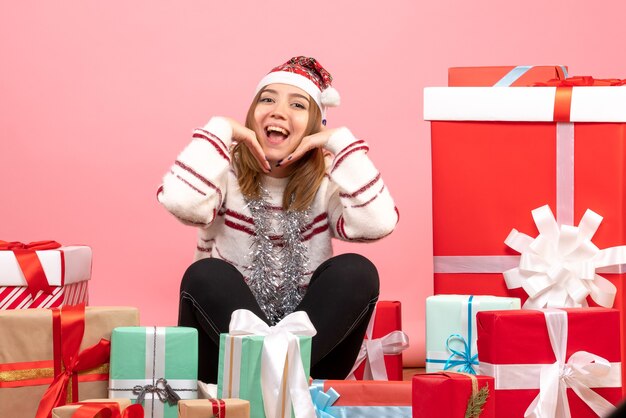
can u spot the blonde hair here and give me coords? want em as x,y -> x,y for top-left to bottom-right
231,90 -> 326,211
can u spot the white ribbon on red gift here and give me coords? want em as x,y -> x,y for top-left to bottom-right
345,305 -> 409,380
433,118 -> 626,304
228,309 -> 317,418
503,205 -> 626,309
480,310 -> 620,418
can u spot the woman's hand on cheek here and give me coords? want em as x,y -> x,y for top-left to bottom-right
225,118 -> 271,173
277,128 -> 339,168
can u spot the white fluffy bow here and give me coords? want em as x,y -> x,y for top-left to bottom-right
229,309 -> 317,418
504,205 -> 624,308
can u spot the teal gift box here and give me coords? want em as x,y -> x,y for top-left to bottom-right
217,334 -> 312,418
108,326 -> 198,418
217,309 -> 317,418
425,295 -> 520,373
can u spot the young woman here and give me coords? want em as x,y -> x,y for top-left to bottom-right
158,56 -> 399,383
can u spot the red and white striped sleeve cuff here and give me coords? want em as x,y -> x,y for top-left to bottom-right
200,117 -> 233,149
324,127 -> 357,155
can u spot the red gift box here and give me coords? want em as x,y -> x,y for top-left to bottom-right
311,379 -> 412,417
0,242 -> 91,309
412,372 -> 495,418
347,301 -> 408,381
476,308 -> 622,417
425,75 -> 626,390
448,65 -> 568,87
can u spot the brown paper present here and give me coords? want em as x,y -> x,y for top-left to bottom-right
52,399 -> 132,418
0,306 -> 139,418
178,399 -> 250,418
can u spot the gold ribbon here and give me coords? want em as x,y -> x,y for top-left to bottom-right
0,363 -> 108,386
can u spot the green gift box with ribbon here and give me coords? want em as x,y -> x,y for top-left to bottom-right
217,310 -> 316,418
108,327 -> 198,418
425,295 -> 520,374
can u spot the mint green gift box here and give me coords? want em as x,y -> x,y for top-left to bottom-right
108,326 -> 198,418
217,333 -> 312,418
425,295 -> 520,374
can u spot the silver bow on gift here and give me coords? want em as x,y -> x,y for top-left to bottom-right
133,378 -> 181,406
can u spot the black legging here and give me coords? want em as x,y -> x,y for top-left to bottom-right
178,253 -> 379,383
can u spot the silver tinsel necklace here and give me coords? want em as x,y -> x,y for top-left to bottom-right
246,186 -> 310,325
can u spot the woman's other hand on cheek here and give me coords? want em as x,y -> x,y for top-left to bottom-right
276,127 -> 341,168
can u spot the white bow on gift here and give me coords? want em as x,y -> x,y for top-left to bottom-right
504,205 -> 626,309
345,306 -> 409,380
229,309 -> 317,418
524,310 -> 618,418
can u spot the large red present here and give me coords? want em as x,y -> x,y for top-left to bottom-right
412,372 -> 495,418
424,74 -> 626,387
346,301 -> 409,381
477,308 -> 622,417
0,241 -> 91,309
448,65 -> 568,87
310,379 -> 412,417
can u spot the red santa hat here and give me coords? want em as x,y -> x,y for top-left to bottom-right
254,56 -> 340,124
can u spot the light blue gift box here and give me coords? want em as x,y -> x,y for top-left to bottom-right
425,294 -> 520,374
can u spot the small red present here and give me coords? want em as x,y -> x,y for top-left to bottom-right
52,399 -> 143,418
412,372 -> 495,418
448,65 -> 567,87
476,308 -> 622,417
311,379 -> 412,417
0,241 -> 91,309
347,301 -> 409,381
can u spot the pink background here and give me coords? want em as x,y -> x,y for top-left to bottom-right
2,1 -> 625,366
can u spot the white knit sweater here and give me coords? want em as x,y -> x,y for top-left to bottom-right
158,117 -> 399,284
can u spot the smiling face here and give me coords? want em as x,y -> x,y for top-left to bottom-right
252,83 -> 312,165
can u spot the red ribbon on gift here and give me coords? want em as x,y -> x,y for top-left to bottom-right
35,304 -> 112,418
210,399 -> 227,418
70,402 -> 144,418
0,240 -> 62,298
532,76 -> 626,122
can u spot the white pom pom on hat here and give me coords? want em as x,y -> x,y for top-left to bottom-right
321,86 -> 340,107
254,56 -> 340,122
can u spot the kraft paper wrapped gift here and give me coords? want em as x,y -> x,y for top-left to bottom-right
477,308 -> 622,417
448,65 -> 568,87
411,372 -> 495,418
178,399 -> 249,418
52,399 -> 142,418
0,241 -> 91,309
424,75 -> 626,389
425,295 -> 520,373
217,310 -> 315,418
347,300 -> 409,381
108,327 -> 198,418
310,379 -> 412,418
0,305 -> 139,418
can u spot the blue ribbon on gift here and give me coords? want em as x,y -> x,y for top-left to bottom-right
494,65 -> 569,87
435,295 -> 479,374
443,333 -> 478,374
310,385 -> 340,418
